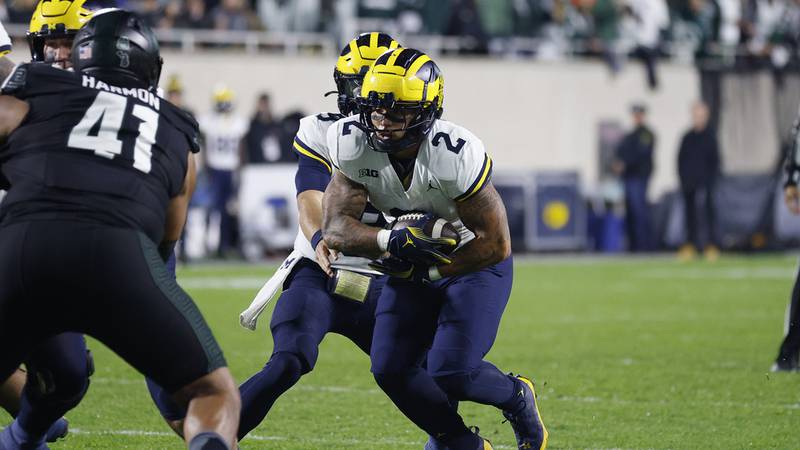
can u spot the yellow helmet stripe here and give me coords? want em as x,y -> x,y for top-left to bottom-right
385,49 -> 403,69
369,32 -> 378,49
455,155 -> 493,202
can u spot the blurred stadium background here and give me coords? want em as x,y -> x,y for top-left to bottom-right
6,0 -> 800,259
3,0 -> 800,448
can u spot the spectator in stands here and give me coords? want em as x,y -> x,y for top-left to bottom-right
198,85 -> 249,258
445,0 -> 489,53
180,0 -> 213,29
622,0 -> 669,89
613,103 -> 655,251
212,0 -> 258,31
243,93 -> 291,164
677,101 -> 721,261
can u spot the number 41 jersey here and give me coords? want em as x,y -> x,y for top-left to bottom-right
326,117 -> 493,247
0,64 -> 199,244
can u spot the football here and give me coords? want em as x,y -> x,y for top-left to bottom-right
391,212 -> 461,255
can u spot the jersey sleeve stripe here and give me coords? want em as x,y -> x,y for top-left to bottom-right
0,45 -> 10,56
293,137 -> 332,173
455,154 -> 493,202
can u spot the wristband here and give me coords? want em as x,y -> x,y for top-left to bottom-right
376,229 -> 391,252
311,230 -> 324,249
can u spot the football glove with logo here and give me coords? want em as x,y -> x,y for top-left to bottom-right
384,218 -> 456,266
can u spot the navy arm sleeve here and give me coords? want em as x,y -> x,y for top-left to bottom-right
295,155 -> 331,194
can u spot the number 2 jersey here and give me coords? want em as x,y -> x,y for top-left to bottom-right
326,117 -> 493,247
0,63 -> 199,245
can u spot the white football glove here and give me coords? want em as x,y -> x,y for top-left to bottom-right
0,20 -> 10,57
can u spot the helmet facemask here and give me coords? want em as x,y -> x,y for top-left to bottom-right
357,91 -> 439,154
333,68 -> 367,116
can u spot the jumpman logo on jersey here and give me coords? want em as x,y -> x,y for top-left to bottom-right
403,235 -> 415,248
427,180 -> 439,191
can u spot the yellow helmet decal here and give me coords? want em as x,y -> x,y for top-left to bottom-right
29,0 -> 94,35
335,32 -> 400,76
361,48 -> 443,108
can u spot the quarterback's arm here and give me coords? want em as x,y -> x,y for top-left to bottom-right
438,182 -> 511,278
160,152 -> 197,259
322,171 -> 384,259
0,96 -> 28,142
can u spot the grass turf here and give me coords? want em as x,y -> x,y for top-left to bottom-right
3,255 -> 799,449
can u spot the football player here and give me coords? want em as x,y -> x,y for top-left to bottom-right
0,2 -> 101,446
144,32 -> 409,443
322,49 -> 548,450
774,117 -> 800,372
0,9 -> 239,450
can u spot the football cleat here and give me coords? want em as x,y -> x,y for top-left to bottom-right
502,375 -> 548,450
0,420 -> 50,450
44,418 -> 68,443
771,359 -> 799,373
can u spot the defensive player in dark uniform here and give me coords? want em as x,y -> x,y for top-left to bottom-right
774,117 -> 800,372
0,10 -> 239,450
0,2 -> 102,445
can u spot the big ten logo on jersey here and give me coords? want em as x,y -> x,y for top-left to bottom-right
359,168 -> 379,178
432,132 -> 466,154
68,76 -> 161,174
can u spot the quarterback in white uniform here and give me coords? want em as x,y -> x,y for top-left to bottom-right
234,32 -> 410,441
322,48 -> 548,450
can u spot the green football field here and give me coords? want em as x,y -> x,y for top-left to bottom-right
3,255 -> 800,449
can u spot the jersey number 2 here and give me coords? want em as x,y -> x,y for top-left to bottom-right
67,91 -> 159,174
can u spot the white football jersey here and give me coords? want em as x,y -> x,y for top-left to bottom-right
198,112 -> 248,170
292,113 -> 339,261
327,117 -> 493,247
292,113 -> 387,263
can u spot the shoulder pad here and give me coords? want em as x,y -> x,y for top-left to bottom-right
162,102 -> 201,153
1,64 -> 29,96
1,63 -> 75,98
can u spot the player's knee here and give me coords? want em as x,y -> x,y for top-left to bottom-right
266,352 -> 305,388
431,372 -> 472,400
372,372 -> 405,394
28,356 -> 91,403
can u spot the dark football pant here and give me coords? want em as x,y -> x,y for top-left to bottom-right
0,221 -> 226,400
370,257 -> 517,445
18,333 -> 92,436
147,258 -> 384,439
776,263 -> 800,366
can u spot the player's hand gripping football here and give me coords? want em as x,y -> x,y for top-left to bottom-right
386,214 -> 457,266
